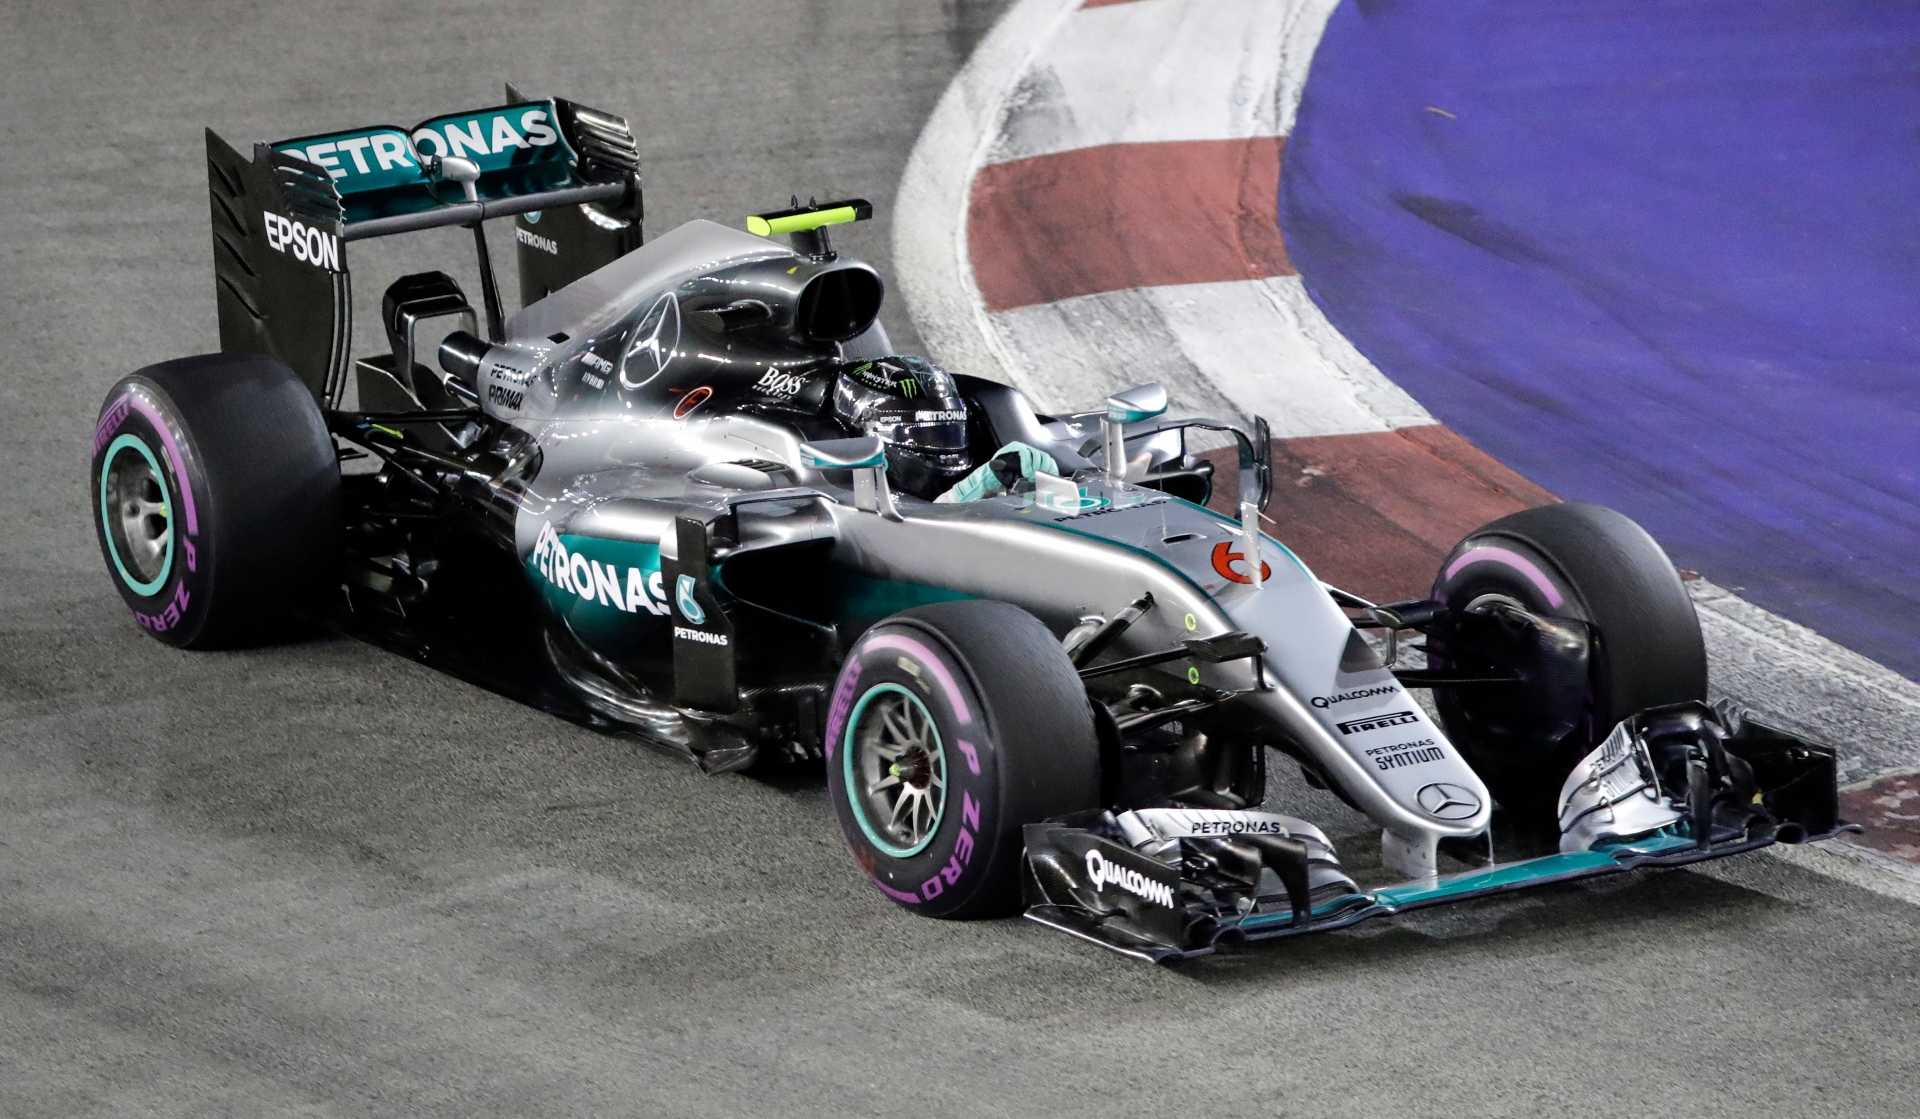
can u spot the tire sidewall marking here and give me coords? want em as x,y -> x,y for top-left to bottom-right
827,625 -> 994,908
1438,543 -> 1568,612
93,384 -> 205,635
1434,536 -> 1585,625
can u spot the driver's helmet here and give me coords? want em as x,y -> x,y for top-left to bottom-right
830,356 -> 971,500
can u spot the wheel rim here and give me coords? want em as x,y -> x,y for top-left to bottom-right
1441,592 -> 1539,725
1463,591 -> 1531,617
99,434 -> 174,596
843,684 -> 948,858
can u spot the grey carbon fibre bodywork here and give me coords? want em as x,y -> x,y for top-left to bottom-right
486,219 -> 1492,856
475,220 -> 879,428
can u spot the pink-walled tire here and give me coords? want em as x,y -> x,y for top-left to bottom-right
1429,502 -> 1706,814
825,600 -> 1100,919
91,354 -> 340,649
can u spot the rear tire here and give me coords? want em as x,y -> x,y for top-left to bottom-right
825,600 -> 1101,918
90,354 -> 340,648
1429,502 -> 1705,814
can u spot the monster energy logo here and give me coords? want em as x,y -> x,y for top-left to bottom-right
846,362 -> 894,393
845,361 -> 922,399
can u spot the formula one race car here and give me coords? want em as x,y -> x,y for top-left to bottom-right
91,90 -> 1846,960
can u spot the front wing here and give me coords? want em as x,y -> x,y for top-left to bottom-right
1023,709 -> 1847,963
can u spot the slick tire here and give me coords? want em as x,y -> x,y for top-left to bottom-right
1429,502 -> 1705,815
91,353 -> 341,649
826,600 -> 1101,919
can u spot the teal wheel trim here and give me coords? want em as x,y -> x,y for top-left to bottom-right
843,683 -> 949,858
829,570 -> 975,619
99,433 -> 174,597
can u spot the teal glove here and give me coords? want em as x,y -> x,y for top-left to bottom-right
934,441 -> 1062,503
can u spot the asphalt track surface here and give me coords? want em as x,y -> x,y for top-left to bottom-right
2,3 -> 1918,1117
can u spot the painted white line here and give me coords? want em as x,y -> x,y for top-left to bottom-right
898,0 -> 1406,431
985,0 -> 1341,163
895,0 -> 1081,391
897,0 -> 1342,394
1210,276 -> 1435,430
990,277 -> 1435,434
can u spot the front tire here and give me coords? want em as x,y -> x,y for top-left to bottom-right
826,600 -> 1101,918
90,354 -> 341,648
1429,502 -> 1706,814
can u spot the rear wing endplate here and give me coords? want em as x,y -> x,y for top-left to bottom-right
207,89 -> 644,404
207,130 -> 351,402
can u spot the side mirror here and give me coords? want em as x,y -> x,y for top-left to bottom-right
1252,414 -> 1273,510
1102,382 -> 1168,485
800,435 -> 901,520
1105,382 -> 1168,424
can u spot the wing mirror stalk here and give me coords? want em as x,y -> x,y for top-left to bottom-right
800,435 -> 901,521
1240,499 -> 1264,590
1102,382 -> 1169,486
1099,383 -> 1264,591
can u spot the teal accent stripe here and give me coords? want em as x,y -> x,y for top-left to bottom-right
831,570 -> 975,617
1033,516 -> 1217,601
1236,834 -> 1711,933
1372,851 -> 1619,907
1031,498 -> 1312,602
1595,831 -> 1695,856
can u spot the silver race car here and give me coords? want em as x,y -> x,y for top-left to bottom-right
92,91 -> 1844,960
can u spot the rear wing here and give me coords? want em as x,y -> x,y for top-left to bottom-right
207,88 -> 643,403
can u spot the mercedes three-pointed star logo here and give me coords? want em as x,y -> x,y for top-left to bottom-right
619,292 -> 681,390
1416,782 -> 1482,821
